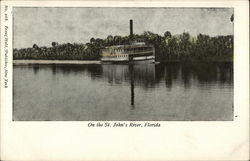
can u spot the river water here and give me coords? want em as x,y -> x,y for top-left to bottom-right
13,62 -> 233,121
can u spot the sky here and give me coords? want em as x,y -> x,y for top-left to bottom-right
13,7 -> 233,49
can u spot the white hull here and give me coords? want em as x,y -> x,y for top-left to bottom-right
101,56 -> 155,63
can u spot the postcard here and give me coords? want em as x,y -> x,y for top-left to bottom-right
1,0 -> 249,160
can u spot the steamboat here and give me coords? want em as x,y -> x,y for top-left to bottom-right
101,20 -> 155,63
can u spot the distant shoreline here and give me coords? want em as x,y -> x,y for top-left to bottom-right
13,60 -> 101,65
13,59 -> 232,65
160,59 -> 233,63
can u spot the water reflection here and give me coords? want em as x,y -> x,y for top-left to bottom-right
129,65 -> 135,109
29,62 -> 233,88
14,62 -> 233,121
28,62 -> 233,108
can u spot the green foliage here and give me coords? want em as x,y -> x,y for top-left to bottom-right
13,31 -> 233,61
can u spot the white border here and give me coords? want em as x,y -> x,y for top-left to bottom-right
1,1 -> 249,160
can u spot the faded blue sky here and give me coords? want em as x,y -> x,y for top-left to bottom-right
13,7 -> 233,49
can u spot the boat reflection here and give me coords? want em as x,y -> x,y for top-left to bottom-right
129,65 -> 135,109
102,63 -> 156,109
13,61 -> 233,121
28,62 -> 232,109
29,62 -> 232,88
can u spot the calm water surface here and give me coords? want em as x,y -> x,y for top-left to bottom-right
13,62 -> 233,121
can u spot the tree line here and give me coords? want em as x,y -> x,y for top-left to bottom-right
13,31 -> 233,61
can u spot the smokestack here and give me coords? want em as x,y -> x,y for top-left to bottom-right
130,19 -> 133,37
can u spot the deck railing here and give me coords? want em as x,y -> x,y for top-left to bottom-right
125,49 -> 153,54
